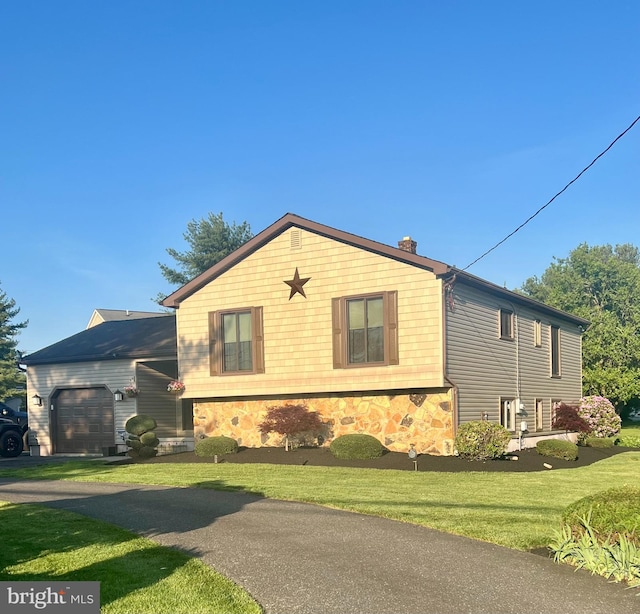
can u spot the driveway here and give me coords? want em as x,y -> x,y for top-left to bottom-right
0,478 -> 638,614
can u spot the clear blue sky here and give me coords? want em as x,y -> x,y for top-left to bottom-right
2,1 -> 638,354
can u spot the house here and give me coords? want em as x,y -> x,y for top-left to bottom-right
22,314 -> 193,455
159,213 -> 589,455
86,308 -> 170,329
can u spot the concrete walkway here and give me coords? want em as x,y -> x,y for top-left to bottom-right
0,478 -> 638,614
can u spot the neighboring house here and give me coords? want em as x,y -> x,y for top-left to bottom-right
86,308 -> 170,329
162,213 -> 589,455
23,315 -> 193,456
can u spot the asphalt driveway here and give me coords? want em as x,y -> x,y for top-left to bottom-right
0,478 -> 638,614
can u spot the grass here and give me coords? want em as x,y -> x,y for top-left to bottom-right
1,451 -> 639,551
618,421 -> 640,447
0,501 -> 261,614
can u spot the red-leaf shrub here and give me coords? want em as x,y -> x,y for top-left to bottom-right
258,404 -> 324,450
552,403 -> 592,434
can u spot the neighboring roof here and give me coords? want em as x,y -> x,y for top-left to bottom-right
22,316 -> 177,366
87,308 -> 170,329
162,212 -> 589,327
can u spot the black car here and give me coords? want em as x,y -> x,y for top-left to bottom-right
0,402 -> 28,457
0,403 -> 29,433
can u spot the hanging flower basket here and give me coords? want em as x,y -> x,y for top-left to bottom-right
167,380 -> 186,394
124,386 -> 139,398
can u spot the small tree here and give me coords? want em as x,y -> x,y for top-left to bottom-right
551,402 -> 592,436
258,404 -> 324,451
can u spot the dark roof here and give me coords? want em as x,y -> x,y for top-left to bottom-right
22,316 -> 177,366
162,212 -> 589,327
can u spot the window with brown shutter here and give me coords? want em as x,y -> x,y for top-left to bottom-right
209,306 -> 265,376
331,291 -> 398,368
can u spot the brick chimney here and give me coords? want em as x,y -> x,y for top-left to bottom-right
397,236 -> 417,254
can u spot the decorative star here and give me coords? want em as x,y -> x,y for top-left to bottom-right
284,268 -> 311,300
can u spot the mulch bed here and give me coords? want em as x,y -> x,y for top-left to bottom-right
137,443 -> 636,472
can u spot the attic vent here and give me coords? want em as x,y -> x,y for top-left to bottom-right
291,229 -> 302,250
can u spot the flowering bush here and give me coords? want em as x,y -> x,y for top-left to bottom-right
124,385 -> 139,397
167,380 -> 186,393
577,396 -> 621,439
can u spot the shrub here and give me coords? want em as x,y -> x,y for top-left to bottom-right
551,487 -> 640,588
616,434 -> 640,448
258,404 -> 324,451
577,396 -> 621,439
329,434 -> 385,460
561,486 -> 640,546
584,436 -> 615,449
454,421 -> 511,461
536,439 -> 579,460
125,414 -> 158,460
551,403 -> 591,434
125,415 -> 157,437
195,436 -> 239,457
550,513 -> 640,588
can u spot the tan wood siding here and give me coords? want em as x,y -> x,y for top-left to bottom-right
176,228 -> 445,398
445,281 -> 583,429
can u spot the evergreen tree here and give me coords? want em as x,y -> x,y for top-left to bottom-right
0,283 -> 27,402
519,243 -> 640,409
157,212 -> 253,301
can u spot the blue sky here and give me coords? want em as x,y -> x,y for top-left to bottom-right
2,1 -> 639,354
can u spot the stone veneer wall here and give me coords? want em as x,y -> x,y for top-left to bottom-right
194,389 -> 455,456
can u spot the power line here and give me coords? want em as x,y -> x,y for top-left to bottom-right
462,114 -> 640,271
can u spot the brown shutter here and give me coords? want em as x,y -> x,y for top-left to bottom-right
332,297 -> 344,369
386,291 -> 399,365
208,311 -> 219,376
253,306 -> 265,374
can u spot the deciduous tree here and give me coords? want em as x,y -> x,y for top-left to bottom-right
519,243 -> 640,409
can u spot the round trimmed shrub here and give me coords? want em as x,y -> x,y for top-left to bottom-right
195,435 -> 239,457
125,415 -> 157,437
126,438 -> 143,450
584,436 -> 615,449
140,432 -> 160,448
454,421 -> 511,461
138,446 -> 158,459
329,434 -> 385,460
577,396 -> 621,439
562,486 -> 640,546
536,439 -> 579,460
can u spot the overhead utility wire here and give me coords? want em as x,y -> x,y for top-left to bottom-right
462,113 -> 640,271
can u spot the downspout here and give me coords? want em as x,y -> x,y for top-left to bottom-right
442,273 -> 459,452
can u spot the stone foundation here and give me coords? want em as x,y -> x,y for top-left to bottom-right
194,389 -> 455,455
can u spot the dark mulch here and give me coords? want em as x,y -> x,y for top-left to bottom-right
139,443 -> 636,472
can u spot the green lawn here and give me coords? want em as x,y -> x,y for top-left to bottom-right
1,451 -> 639,551
619,421 -> 640,447
0,501 -> 261,614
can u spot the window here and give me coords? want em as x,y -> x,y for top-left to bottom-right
551,399 -> 562,426
550,325 -> 561,376
209,307 -> 264,375
499,309 -> 514,340
534,399 -> 543,431
500,397 -> 516,431
332,291 -> 398,368
533,320 -> 542,347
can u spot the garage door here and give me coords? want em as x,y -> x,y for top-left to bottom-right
54,388 -> 114,454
